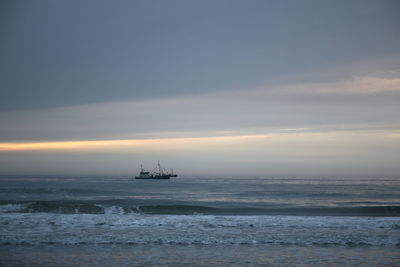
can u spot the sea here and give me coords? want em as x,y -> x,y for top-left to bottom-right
1,175 -> 399,266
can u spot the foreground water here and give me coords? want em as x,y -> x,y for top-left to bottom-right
2,244 -> 400,266
1,175 -> 399,266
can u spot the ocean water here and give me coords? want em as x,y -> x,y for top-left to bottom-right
1,175 -> 400,266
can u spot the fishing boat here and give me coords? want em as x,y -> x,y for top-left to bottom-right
135,161 -> 177,179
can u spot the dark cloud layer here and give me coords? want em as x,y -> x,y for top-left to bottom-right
1,0 -> 399,111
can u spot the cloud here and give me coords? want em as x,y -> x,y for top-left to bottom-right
277,76 -> 400,94
0,76 -> 399,142
1,73 -> 399,176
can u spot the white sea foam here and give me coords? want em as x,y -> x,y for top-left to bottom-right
0,203 -> 28,213
1,213 -> 399,246
102,205 -> 125,215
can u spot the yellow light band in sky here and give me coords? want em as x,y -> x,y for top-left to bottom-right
1,131 -> 398,153
0,134 -> 269,152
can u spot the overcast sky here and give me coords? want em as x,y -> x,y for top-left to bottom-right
0,0 -> 399,176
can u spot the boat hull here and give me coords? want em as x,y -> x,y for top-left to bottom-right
135,175 -> 171,179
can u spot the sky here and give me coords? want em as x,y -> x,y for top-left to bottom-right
0,0 -> 400,176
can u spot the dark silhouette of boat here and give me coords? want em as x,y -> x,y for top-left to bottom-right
135,161 -> 177,179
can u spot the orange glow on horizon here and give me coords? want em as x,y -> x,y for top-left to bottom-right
0,134 -> 270,152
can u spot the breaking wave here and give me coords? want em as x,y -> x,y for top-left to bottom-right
0,203 -> 29,213
1,201 -> 400,216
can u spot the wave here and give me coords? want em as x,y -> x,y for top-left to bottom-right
1,201 -> 400,216
136,205 -> 400,216
1,213 -> 400,247
0,187 -> 122,196
0,203 -> 29,213
2,240 -> 397,246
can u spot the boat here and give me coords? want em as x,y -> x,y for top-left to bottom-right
135,161 -> 178,179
